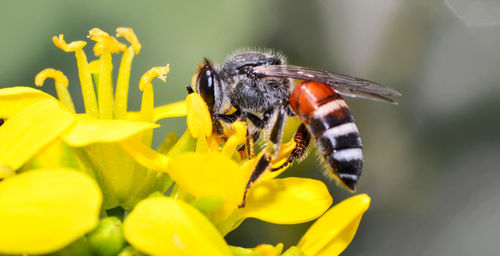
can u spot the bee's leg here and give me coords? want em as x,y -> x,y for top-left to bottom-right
245,128 -> 256,159
245,110 -> 272,129
239,106 -> 287,208
243,111 -> 272,158
215,109 -> 241,124
186,85 -> 194,94
234,111 -> 255,159
271,123 -> 310,172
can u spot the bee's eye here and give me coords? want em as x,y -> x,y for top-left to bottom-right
196,64 -> 219,109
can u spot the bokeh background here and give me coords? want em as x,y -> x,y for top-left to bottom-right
2,0 -> 500,255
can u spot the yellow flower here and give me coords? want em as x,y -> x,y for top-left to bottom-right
0,168 -> 101,255
1,27 -> 187,211
155,93 -> 333,235
0,26 -> 373,256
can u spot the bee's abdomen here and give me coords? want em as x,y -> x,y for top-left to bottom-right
290,81 -> 363,191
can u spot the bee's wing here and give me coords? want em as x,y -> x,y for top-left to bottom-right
252,65 -> 402,104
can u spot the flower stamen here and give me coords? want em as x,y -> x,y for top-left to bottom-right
114,28 -> 141,119
52,34 -> 98,117
88,28 -> 127,56
35,68 -> 75,112
116,27 -> 141,54
185,92 -> 212,139
88,28 -> 122,120
139,65 -> 170,122
221,121 -> 247,157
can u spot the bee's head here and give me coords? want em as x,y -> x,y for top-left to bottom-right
195,58 -> 223,114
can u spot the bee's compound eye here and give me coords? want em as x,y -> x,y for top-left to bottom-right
197,64 -> 218,109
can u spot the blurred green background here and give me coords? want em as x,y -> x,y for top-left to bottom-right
2,0 -> 500,255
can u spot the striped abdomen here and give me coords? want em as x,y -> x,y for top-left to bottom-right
289,81 -> 363,191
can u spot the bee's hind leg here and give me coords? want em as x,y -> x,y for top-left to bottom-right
271,123 -> 310,172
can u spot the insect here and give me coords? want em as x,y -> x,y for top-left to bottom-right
187,51 -> 401,207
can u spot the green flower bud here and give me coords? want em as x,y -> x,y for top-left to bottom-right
87,217 -> 126,256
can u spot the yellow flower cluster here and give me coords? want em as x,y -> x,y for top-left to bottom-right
0,28 -> 370,256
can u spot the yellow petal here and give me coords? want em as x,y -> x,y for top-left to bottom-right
0,169 -> 102,254
167,152 -> 248,217
119,137 -> 170,171
0,87 -> 55,118
241,178 -> 332,224
297,194 -> 370,256
186,93 -> 212,138
153,100 -> 188,121
124,197 -> 231,256
61,115 -> 158,147
0,99 -> 75,170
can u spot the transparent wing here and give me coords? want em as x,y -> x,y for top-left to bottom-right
251,65 -> 402,104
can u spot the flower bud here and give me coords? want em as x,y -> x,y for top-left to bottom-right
87,217 -> 126,256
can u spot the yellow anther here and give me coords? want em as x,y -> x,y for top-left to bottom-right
52,34 -> 87,52
186,93 -> 212,138
34,68 -> 75,112
35,68 -> 69,88
116,27 -> 141,54
88,60 -> 100,74
139,65 -> 170,91
88,28 -> 127,55
221,121 -> 247,156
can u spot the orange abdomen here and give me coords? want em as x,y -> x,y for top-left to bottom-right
289,81 -> 364,191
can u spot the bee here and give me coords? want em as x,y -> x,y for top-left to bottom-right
187,51 -> 401,207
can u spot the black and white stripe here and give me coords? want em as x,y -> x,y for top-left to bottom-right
307,99 -> 364,191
